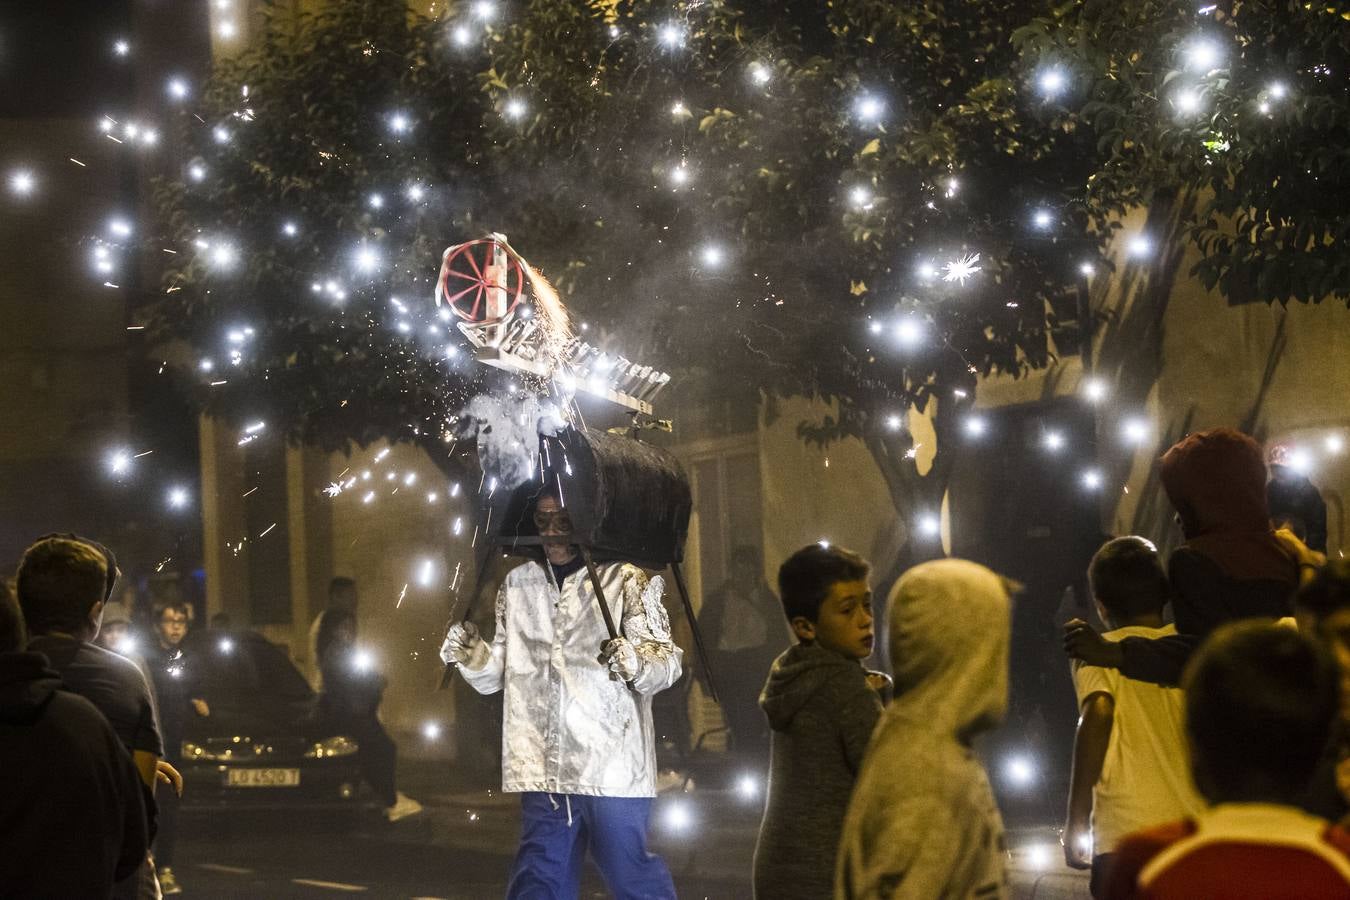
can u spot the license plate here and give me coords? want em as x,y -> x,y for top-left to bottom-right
225,768 -> 300,788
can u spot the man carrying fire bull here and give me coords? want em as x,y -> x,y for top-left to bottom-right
440,488 -> 683,899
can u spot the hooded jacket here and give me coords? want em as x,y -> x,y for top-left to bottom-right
1117,429 -> 1302,685
751,643 -> 882,900
836,560 -> 1012,900
0,651 -> 148,898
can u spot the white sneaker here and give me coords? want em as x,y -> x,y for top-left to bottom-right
384,792 -> 423,822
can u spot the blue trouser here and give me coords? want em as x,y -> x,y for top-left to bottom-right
507,792 -> 676,900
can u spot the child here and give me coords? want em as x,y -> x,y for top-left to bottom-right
836,559 -> 1015,899
1063,537 -> 1205,897
1105,623 -> 1350,898
752,543 -> 883,900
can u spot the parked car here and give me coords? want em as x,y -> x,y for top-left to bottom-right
177,629 -> 368,810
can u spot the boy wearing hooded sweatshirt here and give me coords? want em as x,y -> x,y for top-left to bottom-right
1066,428 -> 1313,686
836,559 -> 1014,900
752,543 -> 884,900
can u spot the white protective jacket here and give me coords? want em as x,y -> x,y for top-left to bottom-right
459,559 -> 683,797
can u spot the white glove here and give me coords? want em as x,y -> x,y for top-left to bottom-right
599,638 -> 641,682
440,622 -> 486,667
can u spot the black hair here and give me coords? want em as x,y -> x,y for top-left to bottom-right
329,576 -> 356,596
153,598 -> 194,623
16,536 -> 110,636
777,544 -> 870,623
1185,622 -> 1338,804
1293,559 -> 1350,622
1088,536 -> 1169,622
0,579 -> 24,653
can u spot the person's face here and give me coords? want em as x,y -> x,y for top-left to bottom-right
99,621 -> 129,651
157,609 -> 189,647
534,495 -> 578,566
792,578 -> 875,660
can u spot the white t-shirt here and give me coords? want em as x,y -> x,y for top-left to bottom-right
1072,624 -> 1206,855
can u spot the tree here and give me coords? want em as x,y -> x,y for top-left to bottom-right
1016,0 -> 1350,305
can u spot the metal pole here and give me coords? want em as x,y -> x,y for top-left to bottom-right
670,561 -> 719,704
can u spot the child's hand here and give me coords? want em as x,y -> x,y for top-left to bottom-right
191,698 -> 210,717
865,671 -> 892,693
1064,619 -> 1124,668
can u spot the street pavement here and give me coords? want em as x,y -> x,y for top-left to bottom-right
176,760 -> 1089,899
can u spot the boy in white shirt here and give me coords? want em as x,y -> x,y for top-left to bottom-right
1064,537 -> 1205,897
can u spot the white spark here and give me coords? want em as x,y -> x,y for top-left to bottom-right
669,164 -> 691,188
368,192 -> 384,209
1184,37 -> 1223,72
1082,468 -> 1103,490
1325,433 -> 1345,455
213,125 -> 231,143
964,416 -> 987,438
885,414 -> 903,432
352,649 -> 373,672
942,252 -> 982,284
663,799 -> 692,831
218,637 -> 234,655
1038,67 -> 1067,98
113,39 -> 130,56
9,170 -> 35,197
736,772 -> 761,800
1121,418 -> 1150,445
1078,261 -> 1096,277
896,318 -> 924,347
1289,447 -> 1315,475
855,94 -> 884,122
1025,845 -> 1054,871
324,482 -> 344,497
108,449 -> 133,476
473,0 -> 495,19
406,183 -> 426,202
504,98 -> 527,120
868,321 -> 883,335
1032,208 -> 1054,230
389,112 -> 411,133
1082,378 -> 1108,403
917,514 -> 941,538
209,242 -> 238,268
168,486 -> 190,509
188,163 -> 207,181
944,177 -> 960,198
1043,431 -> 1065,452
218,19 -> 238,39
1128,235 -> 1152,258
749,62 -> 771,85
417,557 -> 435,587
167,78 -> 189,100
426,491 -> 439,504
849,185 -> 873,210
282,221 -> 298,237
916,260 -> 938,281
453,24 -> 474,45
1268,81 -> 1288,100
657,22 -> 685,47
1005,755 -> 1036,786
1173,88 -> 1202,116
670,100 -> 689,117
422,721 -> 443,741
700,244 -> 725,267
354,245 -> 380,273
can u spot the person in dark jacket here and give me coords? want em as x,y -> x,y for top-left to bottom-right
1267,443 -> 1329,554
315,607 -> 421,822
0,578 -> 149,899
1292,560 -> 1350,823
698,544 -> 790,759
753,544 -> 884,900
17,534 -> 165,899
1065,428 -> 1309,686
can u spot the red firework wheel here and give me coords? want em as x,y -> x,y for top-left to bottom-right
436,237 -> 527,324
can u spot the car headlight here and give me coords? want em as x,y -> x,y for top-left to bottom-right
304,736 -> 359,759
181,740 -> 234,762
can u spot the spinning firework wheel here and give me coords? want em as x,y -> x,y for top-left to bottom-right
436,237 -> 527,324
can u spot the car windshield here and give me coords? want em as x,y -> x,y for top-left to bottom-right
192,632 -> 313,709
